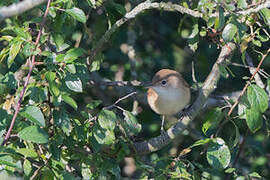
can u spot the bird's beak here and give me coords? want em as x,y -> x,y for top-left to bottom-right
143,82 -> 153,89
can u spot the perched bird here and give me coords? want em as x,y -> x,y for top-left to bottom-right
147,69 -> 191,131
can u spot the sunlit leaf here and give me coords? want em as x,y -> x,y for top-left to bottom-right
247,84 -> 268,113
20,106 -> 45,127
65,74 -> 83,92
8,39 -> 23,68
222,23 -> 237,42
62,94 -> 78,110
122,111 -> 141,136
98,109 -> 117,131
18,126 -> 49,144
207,138 -> 231,169
66,7 -> 87,23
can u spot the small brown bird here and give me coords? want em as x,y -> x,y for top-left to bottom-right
147,69 -> 191,131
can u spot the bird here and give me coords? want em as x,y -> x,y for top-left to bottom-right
146,69 -> 191,132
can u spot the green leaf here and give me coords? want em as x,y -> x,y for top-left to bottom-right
122,111 -> 141,136
237,0 -> 247,9
207,138 -> 231,169
246,108 -> 262,133
86,100 -> 102,109
230,120 -> 240,147
248,172 -> 261,178
98,109 -> 117,131
259,8 -> 270,26
225,168 -> 235,173
202,108 -> 223,135
18,126 -> 49,144
222,23 -> 237,42
62,94 -> 78,110
8,39 -> 23,68
214,7 -> 225,30
66,7 -> 87,23
63,48 -> 84,63
20,106 -> 45,127
0,155 -> 21,169
218,64 -> 229,79
247,84 -> 268,113
66,64 -> 76,74
45,71 -> 56,82
189,138 -> 211,148
53,110 -> 72,136
65,74 -> 83,92
23,159 -> 32,177
252,39 -> 261,47
93,124 -> 115,145
16,148 -> 38,158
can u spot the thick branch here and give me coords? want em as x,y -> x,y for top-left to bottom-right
88,0 -> 270,62
132,43 -> 236,154
0,0 -> 46,22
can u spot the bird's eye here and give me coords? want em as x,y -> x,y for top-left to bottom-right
161,80 -> 167,86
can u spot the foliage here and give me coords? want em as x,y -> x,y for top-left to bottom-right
0,0 -> 270,179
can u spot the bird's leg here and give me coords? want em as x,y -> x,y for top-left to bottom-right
161,115 -> 165,133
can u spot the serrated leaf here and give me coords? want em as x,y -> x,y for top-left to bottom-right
222,23 -> 237,42
8,40 -> 23,68
62,94 -> 78,110
122,111 -> 141,136
207,138 -> 231,169
247,84 -> 268,113
65,74 -> 83,92
66,7 -> 87,23
18,126 -> 49,144
98,109 -> 117,130
20,106 -> 45,127
246,108 -> 262,133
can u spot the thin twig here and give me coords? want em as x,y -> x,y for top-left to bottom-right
227,49 -> 270,117
2,0 -> 51,145
105,91 -> 137,110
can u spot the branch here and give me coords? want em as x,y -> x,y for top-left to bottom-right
0,0 -> 47,22
237,1 -> 270,15
87,1 -> 202,62
227,48 -> 270,117
87,0 -> 270,62
245,52 -> 265,88
2,0 -> 51,145
132,42 -> 236,154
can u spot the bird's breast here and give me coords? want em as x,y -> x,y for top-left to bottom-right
147,87 -> 190,115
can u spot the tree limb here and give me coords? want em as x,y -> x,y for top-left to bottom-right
0,0 -> 47,22
132,42 -> 236,154
87,0 -> 270,63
